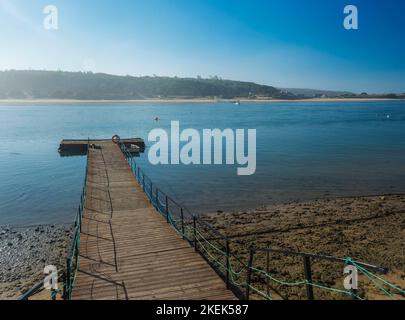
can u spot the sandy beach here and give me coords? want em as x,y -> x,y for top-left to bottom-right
203,194 -> 405,300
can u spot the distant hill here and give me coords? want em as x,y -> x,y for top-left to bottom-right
279,88 -> 354,98
0,70 -> 280,100
280,87 -> 404,99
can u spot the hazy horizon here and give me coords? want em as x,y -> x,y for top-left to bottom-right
1,0 -> 405,93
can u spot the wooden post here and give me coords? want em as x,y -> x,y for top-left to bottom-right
303,256 -> 314,300
246,249 -> 254,300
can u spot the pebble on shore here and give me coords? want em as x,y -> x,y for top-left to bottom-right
0,224 -> 73,300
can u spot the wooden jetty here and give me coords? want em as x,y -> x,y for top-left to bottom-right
72,140 -> 236,300
59,138 -> 145,156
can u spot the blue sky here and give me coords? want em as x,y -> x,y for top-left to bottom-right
0,0 -> 404,93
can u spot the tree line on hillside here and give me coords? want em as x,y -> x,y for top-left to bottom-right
0,70 -> 403,100
0,70 -> 280,100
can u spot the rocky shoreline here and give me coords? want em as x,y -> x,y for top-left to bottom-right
203,194 -> 405,300
0,224 -> 73,300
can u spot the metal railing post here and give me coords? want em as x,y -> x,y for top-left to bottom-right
65,258 -> 71,300
351,288 -> 359,300
62,272 -> 67,300
156,188 -> 159,211
180,207 -> 185,239
75,237 -> 79,262
225,239 -> 230,289
165,195 -> 169,223
303,256 -> 314,300
193,216 -> 197,251
246,249 -> 254,300
79,209 -> 82,233
266,251 -> 270,297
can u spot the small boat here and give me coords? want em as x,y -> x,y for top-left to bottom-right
234,100 -> 241,106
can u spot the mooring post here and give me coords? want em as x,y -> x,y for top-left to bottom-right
246,249 -> 254,300
180,207 -> 185,239
303,256 -> 314,300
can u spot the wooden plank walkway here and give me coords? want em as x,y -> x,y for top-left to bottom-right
73,141 -> 236,300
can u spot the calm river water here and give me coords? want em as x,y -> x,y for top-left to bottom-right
1,101 -> 405,225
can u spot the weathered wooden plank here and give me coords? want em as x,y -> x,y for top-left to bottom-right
72,141 -> 235,300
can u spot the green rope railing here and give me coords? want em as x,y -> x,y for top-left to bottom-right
250,266 -> 308,287
63,139 -> 90,300
195,227 -> 227,256
119,143 -> 403,301
347,258 -> 405,299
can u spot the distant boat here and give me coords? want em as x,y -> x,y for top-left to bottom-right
234,100 -> 241,106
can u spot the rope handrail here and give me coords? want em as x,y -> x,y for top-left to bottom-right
63,138 -> 90,300
254,247 -> 388,274
20,139 -> 90,301
119,142 -> 403,301
348,259 -> 405,298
